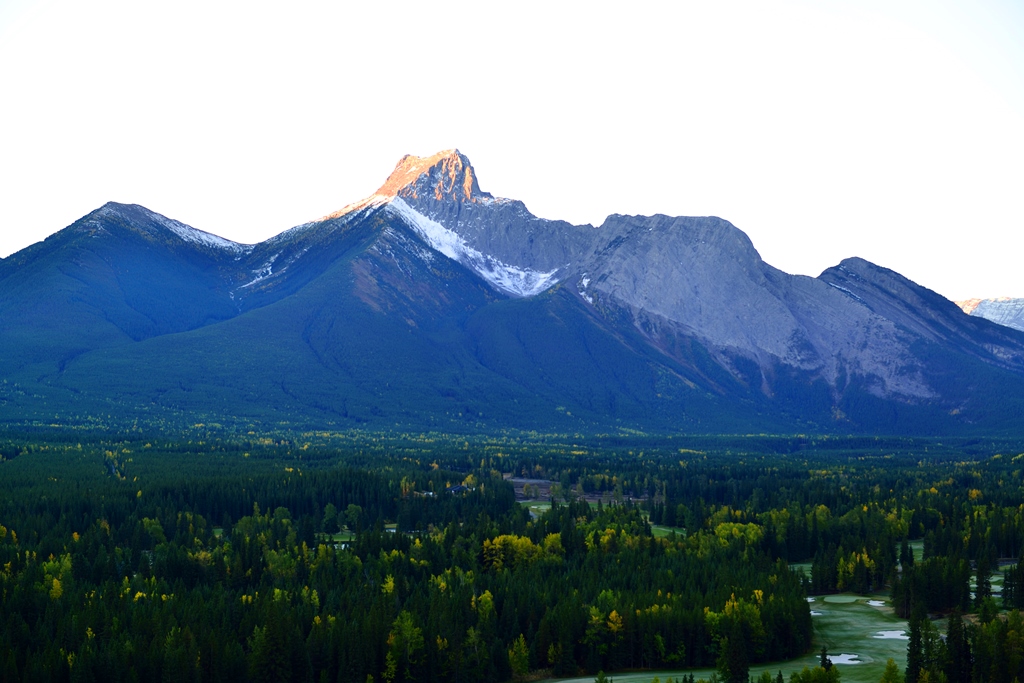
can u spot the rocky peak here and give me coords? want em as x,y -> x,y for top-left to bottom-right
374,149 -> 492,203
956,298 -> 982,315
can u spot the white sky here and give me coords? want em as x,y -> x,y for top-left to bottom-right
1,1 -> 1022,301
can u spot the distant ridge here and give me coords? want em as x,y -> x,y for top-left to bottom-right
957,297 -> 1024,333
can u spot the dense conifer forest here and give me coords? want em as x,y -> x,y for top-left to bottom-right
2,430 -> 1024,682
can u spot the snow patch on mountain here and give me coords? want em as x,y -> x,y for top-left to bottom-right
386,197 -> 558,298
578,274 -> 594,305
828,282 -> 865,303
88,203 -> 251,254
150,212 -> 250,253
240,253 -> 280,289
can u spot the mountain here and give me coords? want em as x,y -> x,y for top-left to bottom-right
0,203 -> 247,377
958,298 -> 1024,333
3,149 -> 1024,435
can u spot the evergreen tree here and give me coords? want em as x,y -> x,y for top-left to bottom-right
974,553 -> 991,609
943,610 -> 971,683
906,611 -> 924,683
249,623 -> 292,683
717,621 -> 750,683
900,538 -> 914,568
163,627 -> 200,683
879,658 -> 904,683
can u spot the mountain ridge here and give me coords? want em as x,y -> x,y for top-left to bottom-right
3,150 -> 1024,435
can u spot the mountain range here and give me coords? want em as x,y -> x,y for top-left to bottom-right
958,298 -> 1024,333
3,149 -> 1024,435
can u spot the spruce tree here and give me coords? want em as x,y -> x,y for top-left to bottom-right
943,609 -> 971,683
906,611 -> 924,683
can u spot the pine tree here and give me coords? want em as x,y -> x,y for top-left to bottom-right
901,537 -> 914,568
717,621 -> 750,683
163,627 -> 200,683
974,553 -> 992,608
906,612 -> 924,683
880,658 -> 904,683
943,610 -> 971,683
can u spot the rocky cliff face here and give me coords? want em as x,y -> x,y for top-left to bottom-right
958,298 -> 1024,333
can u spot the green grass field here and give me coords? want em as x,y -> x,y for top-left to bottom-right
522,501 -> 553,517
789,561 -> 812,576
806,594 -> 909,683
649,524 -> 686,538
908,540 -> 923,563
543,592 -> 910,683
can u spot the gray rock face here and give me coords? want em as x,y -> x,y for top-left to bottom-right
576,217 -> 933,400
356,150 -> 1024,405
958,298 -> 1024,333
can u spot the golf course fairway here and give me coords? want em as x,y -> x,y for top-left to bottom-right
547,592 -> 910,683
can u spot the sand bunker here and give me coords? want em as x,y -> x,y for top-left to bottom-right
873,630 -> 909,640
830,654 -> 862,665
810,610 -> 823,616
806,597 -> 816,602
867,600 -> 886,607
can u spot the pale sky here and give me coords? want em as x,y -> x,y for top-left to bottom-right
1,1 -> 1022,301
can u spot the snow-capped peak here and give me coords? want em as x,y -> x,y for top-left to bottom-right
94,203 -> 251,253
307,151 -> 559,297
